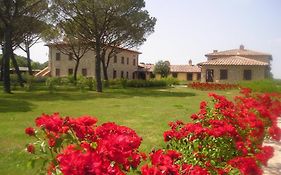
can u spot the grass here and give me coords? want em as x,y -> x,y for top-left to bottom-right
239,79 -> 281,93
0,86 -> 239,174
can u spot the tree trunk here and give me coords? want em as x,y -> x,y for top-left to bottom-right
26,44 -> 33,75
11,53 -> 24,87
0,47 -> 4,81
74,59 -> 80,81
101,50 -> 109,81
95,40 -> 103,92
101,59 -> 109,81
2,27 -> 12,93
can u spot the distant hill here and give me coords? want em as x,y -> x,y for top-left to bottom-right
0,54 -> 48,70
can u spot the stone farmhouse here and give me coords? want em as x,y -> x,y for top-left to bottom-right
198,45 -> 271,83
46,43 -> 141,80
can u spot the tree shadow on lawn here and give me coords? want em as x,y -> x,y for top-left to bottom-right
0,99 -> 34,113
1,88 -> 196,102
107,88 -> 196,98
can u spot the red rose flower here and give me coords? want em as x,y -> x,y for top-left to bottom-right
25,127 -> 35,136
27,144 -> 35,154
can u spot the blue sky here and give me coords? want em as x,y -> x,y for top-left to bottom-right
15,0 -> 281,78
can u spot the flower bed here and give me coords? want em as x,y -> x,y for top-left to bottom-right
188,82 -> 239,91
25,88 -> 281,175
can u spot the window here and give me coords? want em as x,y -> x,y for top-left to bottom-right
113,70 -> 117,79
68,68 -> 73,75
56,53 -> 61,61
114,56 -> 117,63
220,69 -> 228,80
244,70 -> 252,80
172,72 -> 178,78
133,59 -> 136,66
55,69 -> 60,76
121,57 -> 125,64
206,69 -> 214,82
121,71 -> 124,78
69,53 -> 73,60
132,72 -> 135,79
126,71 -> 129,79
127,58 -> 129,65
197,73 -> 201,80
187,73 -> 193,81
82,68 -> 87,76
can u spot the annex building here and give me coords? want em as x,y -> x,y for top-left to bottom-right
198,45 -> 271,83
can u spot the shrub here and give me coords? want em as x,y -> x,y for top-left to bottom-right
163,77 -> 180,86
120,79 -> 128,88
10,74 -> 19,90
76,76 -> 88,92
46,77 -> 60,93
33,76 -> 47,83
87,77 -> 96,91
148,88 -> 281,175
60,76 -> 75,86
25,114 -> 144,174
24,74 -> 34,91
126,79 -> 167,88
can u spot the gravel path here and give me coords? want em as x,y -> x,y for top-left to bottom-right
263,118 -> 281,175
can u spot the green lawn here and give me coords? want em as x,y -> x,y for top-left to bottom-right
0,87 -> 238,174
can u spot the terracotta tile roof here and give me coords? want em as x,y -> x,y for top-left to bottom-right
170,65 -> 201,73
205,48 -> 271,57
45,42 -> 142,54
198,56 -> 269,66
138,64 -> 201,73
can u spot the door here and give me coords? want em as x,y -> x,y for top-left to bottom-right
206,69 -> 214,82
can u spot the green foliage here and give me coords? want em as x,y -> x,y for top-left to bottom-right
87,77 -> 96,91
45,77 -> 60,93
106,78 -> 178,88
239,79 -> 281,93
76,76 -> 88,92
23,75 -> 34,92
162,77 -> 180,86
10,74 -> 19,90
0,54 -> 48,70
154,60 -> 170,78
126,79 -> 167,87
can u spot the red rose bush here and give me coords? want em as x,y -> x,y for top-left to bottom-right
25,114 -> 144,174
157,88 -> 281,175
25,88 -> 281,175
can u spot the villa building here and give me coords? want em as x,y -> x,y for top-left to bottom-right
46,43 -> 141,80
41,43 -> 271,83
198,45 -> 271,83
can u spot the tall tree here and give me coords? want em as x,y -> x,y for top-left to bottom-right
52,0 -> 156,92
0,0 -> 48,93
18,17 -> 49,75
45,20 -> 91,81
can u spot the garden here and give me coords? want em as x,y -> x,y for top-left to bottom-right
0,79 -> 280,175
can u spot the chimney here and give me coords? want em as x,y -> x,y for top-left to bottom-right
188,59 -> 192,65
213,50 -> 218,53
239,45 -> 245,50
